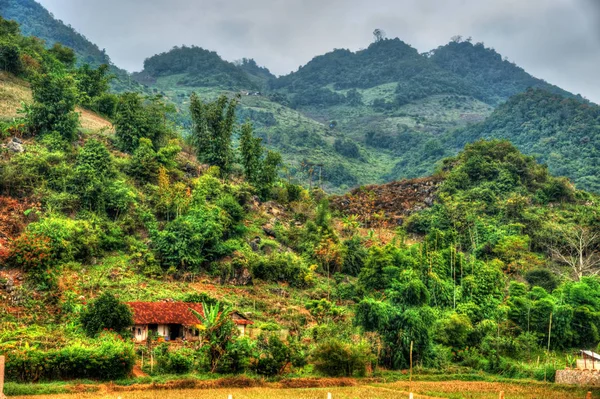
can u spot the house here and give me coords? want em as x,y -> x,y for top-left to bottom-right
127,302 -> 253,342
577,350 -> 600,370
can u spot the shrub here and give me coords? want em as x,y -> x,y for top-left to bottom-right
153,205 -> 228,271
311,338 -> 373,377
5,333 -> 134,382
80,292 -> 133,337
253,333 -> 305,376
251,252 -> 314,288
9,231 -> 57,290
154,344 -> 195,374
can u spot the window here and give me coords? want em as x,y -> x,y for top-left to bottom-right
137,328 -> 142,336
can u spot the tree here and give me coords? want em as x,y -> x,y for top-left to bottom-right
239,121 -> 263,184
49,43 -> 76,69
28,73 -> 79,141
549,226 -> 600,281
80,292 -> 133,337
373,29 -> 386,42
191,302 -> 237,372
190,93 -> 238,174
72,139 -> 113,211
128,137 -> 160,182
76,64 -> 112,108
114,93 -> 172,153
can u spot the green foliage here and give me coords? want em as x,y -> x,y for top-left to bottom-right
154,344 -> 194,374
5,332 -> 134,382
253,333 -> 306,376
190,93 -> 237,174
153,205 -> 229,271
114,93 -> 173,153
305,299 -> 344,323
311,338 -> 373,377
27,72 -> 79,141
191,302 -> 238,373
141,45 -> 257,89
79,293 -> 134,337
250,251 -> 314,288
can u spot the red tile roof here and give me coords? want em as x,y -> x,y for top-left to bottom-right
126,302 -> 252,326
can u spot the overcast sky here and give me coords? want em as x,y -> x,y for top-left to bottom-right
37,0 -> 600,103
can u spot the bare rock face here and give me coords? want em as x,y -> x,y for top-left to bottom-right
330,176 -> 442,226
7,137 -> 24,153
224,267 -> 253,286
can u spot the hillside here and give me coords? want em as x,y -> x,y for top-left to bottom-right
382,89 -> 600,193
132,46 -> 262,90
0,71 -> 113,132
0,0 -> 141,92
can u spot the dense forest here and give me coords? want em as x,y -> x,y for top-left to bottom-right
2,15 -> 600,390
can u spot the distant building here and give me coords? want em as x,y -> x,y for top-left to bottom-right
127,302 -> 253,342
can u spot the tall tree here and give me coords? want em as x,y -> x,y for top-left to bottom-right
190,93 -> 238,174
28,72 -> 79,141
549,226 -> 600,281
239,121 -> 263,184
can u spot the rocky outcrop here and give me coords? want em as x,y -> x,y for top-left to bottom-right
330,176 -> 442,226
556,369 -> 600,386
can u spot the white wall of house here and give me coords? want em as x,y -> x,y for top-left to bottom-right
237,324 -> 246,337
133,325 -> 148,342
158,324 -> 169,338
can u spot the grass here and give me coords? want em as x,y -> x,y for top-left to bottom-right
7,380 -> 600,399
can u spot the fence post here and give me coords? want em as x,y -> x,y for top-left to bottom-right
586,392 -> 592,399
499,391 -> 504,399
327,393 -> 332,399
0,355 -> 5,399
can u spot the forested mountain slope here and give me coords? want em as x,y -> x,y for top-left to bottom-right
2,1 -> 598,195
0,0 -> 141,92
386,89 -> 600,193
3,15 -> 600,384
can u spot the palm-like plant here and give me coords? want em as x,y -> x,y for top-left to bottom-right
190,302 -> 236,372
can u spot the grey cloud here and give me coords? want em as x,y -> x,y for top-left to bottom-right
37,0 -> 600,102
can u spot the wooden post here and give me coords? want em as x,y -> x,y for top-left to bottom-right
586,392 -> 592,399
327,393 -> 332,399
0,355 -> 5,399
409,340 -> 414,383
499,391 -> 504,399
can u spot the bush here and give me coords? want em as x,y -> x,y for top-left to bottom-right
80,293 -> 133,337
5,333 -> 134,382
251,252 -> 314,288
253,333 -> 305,376
9,231 -> 57,290
154,344 -> 195,374
311,338 -> 373,377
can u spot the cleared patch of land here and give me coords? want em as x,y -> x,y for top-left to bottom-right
0,71 -> 113,133
9,380 -> 599,399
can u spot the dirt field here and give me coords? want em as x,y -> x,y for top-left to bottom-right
9,381 -> 600,399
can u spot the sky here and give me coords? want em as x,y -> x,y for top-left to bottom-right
37,0 -> 600,103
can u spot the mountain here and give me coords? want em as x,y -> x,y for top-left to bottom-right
3,0 -> 597,194
0,0 -> 141,92
132,46 -> 261,90
4,6 -> 600,389
446,89 -> 600,192
429,40 -> 575,104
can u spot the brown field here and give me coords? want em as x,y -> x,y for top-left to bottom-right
0,71 -> 113,133
9,381 -> 600,399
